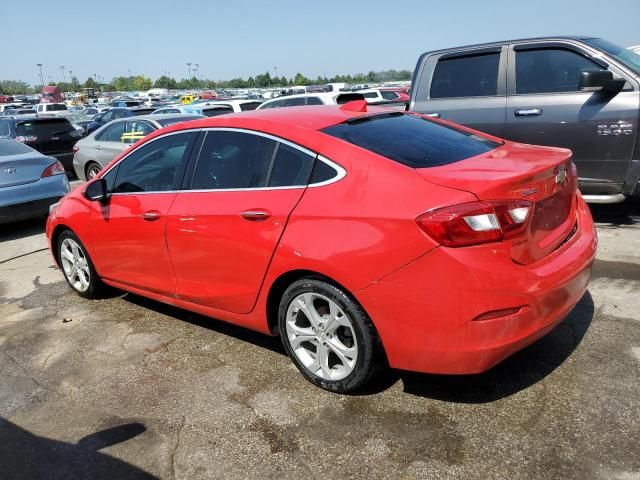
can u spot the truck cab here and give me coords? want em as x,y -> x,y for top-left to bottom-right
410,36 -> 640,203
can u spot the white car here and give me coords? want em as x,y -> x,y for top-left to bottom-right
257,92 -> 363,109
153,99 -> 263,115
34,103 -> 69,115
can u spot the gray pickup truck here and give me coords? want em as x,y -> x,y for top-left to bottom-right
409,36 -> 640,203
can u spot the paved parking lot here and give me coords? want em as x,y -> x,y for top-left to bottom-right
1,196 -> 639,480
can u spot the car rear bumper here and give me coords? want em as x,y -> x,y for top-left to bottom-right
49,152 -> 74,170
0,174 -> 70,224
357,193 -> 597,374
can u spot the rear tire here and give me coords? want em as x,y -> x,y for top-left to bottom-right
278,278 -> 383,393
85,162 -> 102,180
57,230 -> 104,299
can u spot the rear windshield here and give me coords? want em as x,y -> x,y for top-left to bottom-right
16,118 -> 73,137
0,139 -> 33,156
321,113 -> 501,168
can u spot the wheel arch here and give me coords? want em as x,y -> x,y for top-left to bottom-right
50,223 -> 73,268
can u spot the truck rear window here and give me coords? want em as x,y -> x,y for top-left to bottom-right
321,112 -> 500,168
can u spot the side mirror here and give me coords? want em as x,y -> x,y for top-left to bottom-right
579,69 -> 625,93
84,178 -> 109,202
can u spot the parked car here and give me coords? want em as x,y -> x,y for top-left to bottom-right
193,99 -> 263,112
85,107 -> 155,134
35,103 -> 69,115
410,36 -> 640,203
47,104 -> 596,393
0,115 -> 81,171
180,94 -> 198,105
72,113 -> 204,180
0,138 -> 70,224
257,92 -> 364,109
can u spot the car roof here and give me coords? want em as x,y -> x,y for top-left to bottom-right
419,35 -> 596,55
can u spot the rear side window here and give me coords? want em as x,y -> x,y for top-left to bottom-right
191,131 -> 277,189
305,96 -> 324,105
515,48 -> 605,94
239,102 -> 262,111
16,119 -> 73,137
321,113 -> 500,168
283,97 -> 307,107
430,52 -> 500,98
268,144 -> 314,187
381,91 -> 400,100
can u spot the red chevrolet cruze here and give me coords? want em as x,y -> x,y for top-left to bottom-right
47,102 -> 597,392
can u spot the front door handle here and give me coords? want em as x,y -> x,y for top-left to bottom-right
514,108 -> 543,116
425,112 -> 441,118
241,209 -> 271,221
142,210 -> 161,221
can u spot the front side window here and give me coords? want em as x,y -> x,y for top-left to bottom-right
431,52 -> 500,98
515,47 -> 605,94
192,131 -> 277,189
112,132 -> 196,193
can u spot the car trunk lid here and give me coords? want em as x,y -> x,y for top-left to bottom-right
0,153 -> 54,187
416,142 -> 578,264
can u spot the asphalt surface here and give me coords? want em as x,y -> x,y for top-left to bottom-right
1,193 -> 639,480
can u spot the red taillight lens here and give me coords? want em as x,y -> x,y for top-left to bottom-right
15,135 -> 37,143
42,161 -> 65,178
416,200 -> 532,247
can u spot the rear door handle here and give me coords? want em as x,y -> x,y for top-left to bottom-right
514,108 -> 543,116
241,209 -> 271,221
142,211 -> 161,221
425,112 -> 441,118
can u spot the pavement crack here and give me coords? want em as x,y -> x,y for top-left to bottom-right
169,415 -> 186,480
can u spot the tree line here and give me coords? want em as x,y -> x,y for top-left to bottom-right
0,69 -> 412,95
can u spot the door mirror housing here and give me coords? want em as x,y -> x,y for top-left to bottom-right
84,178 -> 109,202
579,69 -> 625,93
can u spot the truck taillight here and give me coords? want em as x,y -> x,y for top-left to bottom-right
15,135 -> 37,143
416,200 -> 532,247
42,161 -> 65,178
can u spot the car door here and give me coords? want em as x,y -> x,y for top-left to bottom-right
412,47 -> 507,137
165,130 -> 315,314
93,121 -> 129,167
505,41 -> 639,192
88,130 -> 198,296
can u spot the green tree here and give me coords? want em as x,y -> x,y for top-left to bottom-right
131,75 -> 152,91
112,76 -> 130,91
83,77 -> 97,89
293,73 -> 309,86
154,75 -> 177,89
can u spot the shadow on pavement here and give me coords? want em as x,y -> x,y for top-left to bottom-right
0,418 -> 157,479
0,218 -> 46,243
363,291 -> 595,402
589,197 -> 640,226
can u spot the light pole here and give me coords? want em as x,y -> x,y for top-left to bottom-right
187,62 -> 192,80
60,65 -> 65,83
195,63 -> 199,81
36,63 -> 44,87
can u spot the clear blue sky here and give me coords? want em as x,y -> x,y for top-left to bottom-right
3,0 -> 639,85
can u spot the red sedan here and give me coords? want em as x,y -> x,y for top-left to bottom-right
46,102 -> 597,392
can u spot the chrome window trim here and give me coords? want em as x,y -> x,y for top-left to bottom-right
102,126 -> 345,196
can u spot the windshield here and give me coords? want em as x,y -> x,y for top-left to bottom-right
584,38 -> 640,74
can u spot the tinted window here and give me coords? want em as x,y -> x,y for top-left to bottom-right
515,48 -> 605,94
16,119 -> 73,137
306,96 -> 324,105
112,132 -> 195,193
98,122 -> 127,142
261,99 -> 284,109
362,92 -> 379,99
203,107 -> 233,117
239,102 -> 262,111
192,131 -> 276,189
48,104 -> 67,111
283,97 -> 307,107
431,52 -> 500,98
101,111 -> 114,122
381,91 -> 399,100
268,144 -> 314,187
322,113 -> 500,168
0,139 -> 32,156
309,159 -> 338,184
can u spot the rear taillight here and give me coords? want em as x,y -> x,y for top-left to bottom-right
15,135 -> 37,143
416,200 -> 532,247
42,161 -> 65,178
72,146 -> 79,153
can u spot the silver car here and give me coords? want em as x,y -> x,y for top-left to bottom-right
72,113 -> 204,180
0,138 -> 70,224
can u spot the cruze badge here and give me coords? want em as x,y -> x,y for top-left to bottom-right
3,167 -> 17,174
556,167 -> 567,185
521,187 -> 537,196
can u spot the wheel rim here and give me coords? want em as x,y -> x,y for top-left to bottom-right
286,293 -> 358,381
87,165 -> 100,179
60,238 -> 91,292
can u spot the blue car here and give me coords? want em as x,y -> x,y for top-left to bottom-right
0,138 -> 70,224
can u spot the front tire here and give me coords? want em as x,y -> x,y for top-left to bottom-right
278,278 -> 383,393
58,230 -> 103,299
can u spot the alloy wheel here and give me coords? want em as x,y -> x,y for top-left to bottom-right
87,164 -> 101,179
60,238 -> 91,292
285,292 -> 358,381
